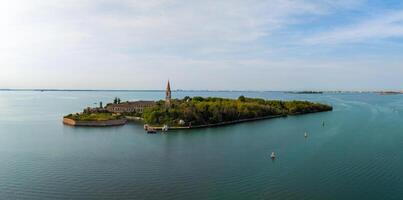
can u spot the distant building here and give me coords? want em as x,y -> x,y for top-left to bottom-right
106,101 -> 155,113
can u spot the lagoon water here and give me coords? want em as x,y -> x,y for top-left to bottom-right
1,91 -> 403,199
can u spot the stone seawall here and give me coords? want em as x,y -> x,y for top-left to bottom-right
63,118 -> 127,127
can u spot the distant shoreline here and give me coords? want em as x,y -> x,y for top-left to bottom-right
286,91 -> 324,94
376,91 -> 403,95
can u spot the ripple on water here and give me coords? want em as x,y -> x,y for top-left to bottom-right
2,92 -> 403,199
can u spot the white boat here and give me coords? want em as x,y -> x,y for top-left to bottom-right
270,152 -> 276,159
162,125 -> 169,132
304,132 -> 308,138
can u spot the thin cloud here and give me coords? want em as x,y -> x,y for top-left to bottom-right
305,10 -> 403,45
2,0 -> 403,90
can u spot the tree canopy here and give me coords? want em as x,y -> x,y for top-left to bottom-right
65,113 -> 123,121
142,96 -> 332,126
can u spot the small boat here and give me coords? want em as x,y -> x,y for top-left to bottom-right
270,152 -> 276,159
146,128 -> 157,134
322,121 -> 325,127
162,125 -> 169,132
304,132 -> 308,138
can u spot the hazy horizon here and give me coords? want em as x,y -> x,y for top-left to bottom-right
1,0 -> 403,91
0,88 -> 403,92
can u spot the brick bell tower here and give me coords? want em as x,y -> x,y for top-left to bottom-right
165,80 -> 172,107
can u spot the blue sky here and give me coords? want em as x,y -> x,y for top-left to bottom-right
1,0 -> 403,90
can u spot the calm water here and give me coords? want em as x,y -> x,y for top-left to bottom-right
1,91 -> 403,200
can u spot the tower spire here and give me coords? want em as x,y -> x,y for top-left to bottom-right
165,80 -> 172,107
166,80 -> 171,92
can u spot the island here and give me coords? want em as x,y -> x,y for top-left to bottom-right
376,91 -> 403,95
63,81 -> 332,130
142,96 -> 332,129
286,91 -> 324,94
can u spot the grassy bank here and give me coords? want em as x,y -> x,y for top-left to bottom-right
64,113 -> 123,121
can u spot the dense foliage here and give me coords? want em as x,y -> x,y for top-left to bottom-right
142,96 -> 332,126
65,113 -> 123,121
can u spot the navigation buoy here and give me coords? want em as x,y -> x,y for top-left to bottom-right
270,152 -> 276,159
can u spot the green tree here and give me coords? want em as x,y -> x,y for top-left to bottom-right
238,95 -> 246,102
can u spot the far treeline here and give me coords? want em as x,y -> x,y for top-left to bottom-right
143,96 -> 332,126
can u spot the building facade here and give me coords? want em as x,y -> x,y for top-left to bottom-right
105,81 -> 172,114
106,101 -> 156,113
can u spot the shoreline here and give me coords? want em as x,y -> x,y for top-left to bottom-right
147,110 -> 331,131
147,114 -> 286,130
62,109 -> 331,129
63,109 -> 331,129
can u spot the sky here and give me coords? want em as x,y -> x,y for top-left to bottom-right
1,0 -> 403,91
